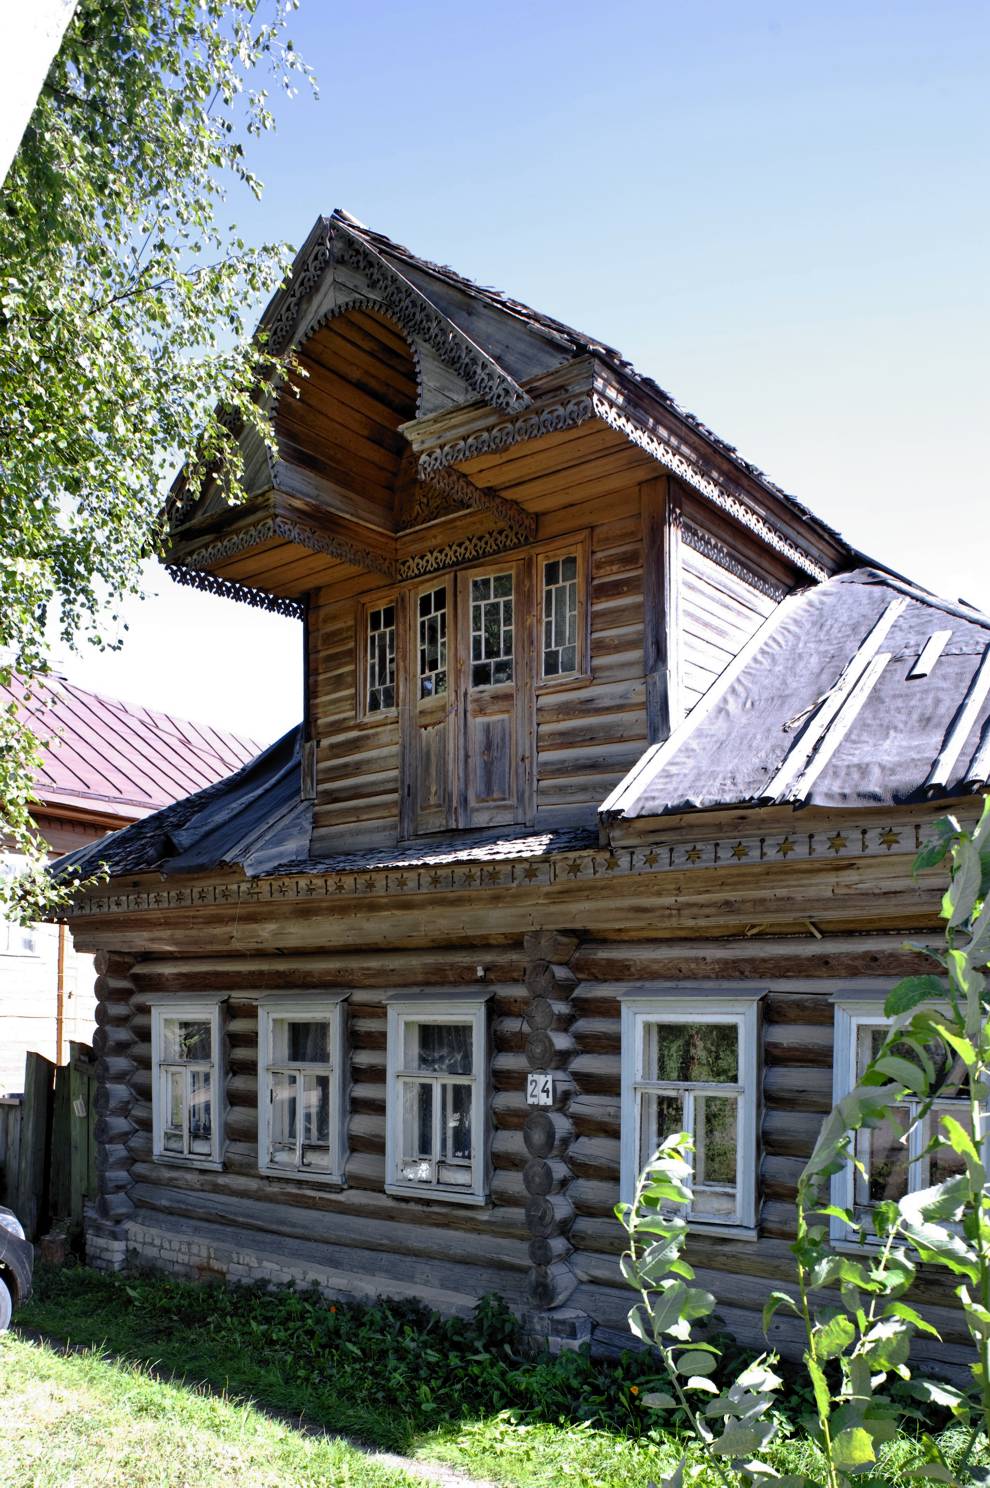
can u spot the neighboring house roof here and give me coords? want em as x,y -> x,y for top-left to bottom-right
6,674 -> 260,823
52,570 -> 990,888
602,568 -> 990,822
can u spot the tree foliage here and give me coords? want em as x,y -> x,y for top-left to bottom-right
618,801 -> 990,1486
0,0 -> 312,914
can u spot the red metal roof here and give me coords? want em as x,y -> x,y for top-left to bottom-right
5,674 -> 261,822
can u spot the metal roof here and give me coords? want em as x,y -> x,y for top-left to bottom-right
6,674 -> 260,822
603,568 -> 990,822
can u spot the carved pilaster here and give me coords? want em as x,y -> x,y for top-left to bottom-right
521,931 -> 581,1313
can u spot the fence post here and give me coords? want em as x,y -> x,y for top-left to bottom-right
69,1042 -> 97,1235
14,1052 -> 55,1239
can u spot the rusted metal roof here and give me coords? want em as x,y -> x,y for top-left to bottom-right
6,674 -> 260,822
602,569 -> 990,822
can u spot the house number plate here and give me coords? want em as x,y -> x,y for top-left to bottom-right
526,1071 -> 553,1107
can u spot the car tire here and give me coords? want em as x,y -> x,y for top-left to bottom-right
0,1275 -> 12,1332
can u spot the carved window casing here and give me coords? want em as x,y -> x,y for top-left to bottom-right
150,997 -> 225,1170
258,994 -> 349,1185
384,991 -> 492,1205
620,988 -> 763,1236
830,994 -> 987,1243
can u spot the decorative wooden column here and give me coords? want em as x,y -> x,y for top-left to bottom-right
521,930 -> 588,1344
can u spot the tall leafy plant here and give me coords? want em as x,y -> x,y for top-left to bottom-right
618,800 -> 990,1486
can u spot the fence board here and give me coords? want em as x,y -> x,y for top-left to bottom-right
14,1052 -> 54,1239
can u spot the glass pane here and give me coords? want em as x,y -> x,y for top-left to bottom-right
301,1073 -> 331,1167
562,556 -> 577,582
493,572 -> 512,598
162,1018 -> 211,1062
271,1018 -> 330,1066
163,1069 -> 184,1151
404,1021 -> 473,1075
400,1079 -> 434,1182
642,1090 -> 685,1159
441,1081 -> 473,1163
419,588 -> 447,699
650,1022 -> 738,1085
270,1070 -> 298,1166
543,553 -> 579,677
694,1095 -> 737,1216
855,1104 -> 911,1211
929,1103 -> 972,1187
188,1068 -> 212,1155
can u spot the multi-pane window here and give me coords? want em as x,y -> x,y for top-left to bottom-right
385,993 -> 490,1203
366,602 -> 396,712
151,999 -> 223,1168
418,586 -> 447,699
831,997 -> 983,1240
621,991 -> 761,1231
542,554 -> 578,677
258,995 -> 347,1183
470,572 -> 513,687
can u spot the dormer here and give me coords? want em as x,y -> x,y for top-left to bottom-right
166,212 -> 852,854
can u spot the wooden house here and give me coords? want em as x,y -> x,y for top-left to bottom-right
55,213 -> 990,1368
0,675 -> 256,1094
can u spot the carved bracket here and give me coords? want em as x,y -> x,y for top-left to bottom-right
415,464 -> 536,542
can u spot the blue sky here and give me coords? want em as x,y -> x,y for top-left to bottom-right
66,0 -> 989,745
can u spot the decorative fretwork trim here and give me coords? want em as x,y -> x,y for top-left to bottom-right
265,221 -> 530,416
165,564 -> 303,620
419,466 -> 536,541
681,521 -> 789,602
418,397 -> 596,476
176,516 -> 398,581
590,394 -> 827,581
68,817 -> 940,920
398,527 -> 524,581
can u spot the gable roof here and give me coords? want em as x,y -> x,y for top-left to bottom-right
6,674 -> 260,823
602,569 -> 990,822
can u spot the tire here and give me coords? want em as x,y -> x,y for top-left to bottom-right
0,1276 -> 12,1332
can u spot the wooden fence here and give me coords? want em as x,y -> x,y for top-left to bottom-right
0,1042 -> 97,1241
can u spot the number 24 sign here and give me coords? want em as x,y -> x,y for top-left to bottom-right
526,1071 -> 553,1107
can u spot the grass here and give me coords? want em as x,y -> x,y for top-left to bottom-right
15,1264 -> 988,1488
0,1333 -> 424,1488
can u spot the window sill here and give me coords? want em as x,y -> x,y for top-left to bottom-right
687,1221 -> 759,1242
385,1182 -> 489,1208
259,1166 -> 345,1189
354,709 -> 399,729
153,1153 -> 224,1172
535,671 -> 592,695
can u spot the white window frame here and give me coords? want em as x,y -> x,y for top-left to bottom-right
150,996 -> 225,1170
385,989 -> 491,1206
620,987 -> 764,1238
535,535 -> 590,688
0,855 -> 40,957
830,993 -> 989,1243
257,992 -> 349,1186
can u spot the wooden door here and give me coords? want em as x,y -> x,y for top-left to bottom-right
401,579 -> 455,837
457,560 -> 532,829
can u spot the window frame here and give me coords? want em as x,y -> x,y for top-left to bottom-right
356,590 -> 400,722
384,989 -> 492,1206
414,579 -> 451,703
620,987 -> 764,1238
830,993 -> 989,1243
150,996 -> 225,1171
257,992 -> 350,1187
534,535 -> 590,689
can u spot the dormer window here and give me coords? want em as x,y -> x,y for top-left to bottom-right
366,601 -> 396,713
418,586 -> 448,698
471,572 -> 514,687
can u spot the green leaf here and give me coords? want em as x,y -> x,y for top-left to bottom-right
883,1301 -> 941,1338
943,839 -> 982,926
832,1425 -> 876,1470
641,1391 -> 677,1409
763,1289 -> 799,1331
873,1054 -> 928,1094
815,1312 -> 855,1360
884,975 -> 947,1017
685,1375 -> 719,1393
676,1350 -> 717,1376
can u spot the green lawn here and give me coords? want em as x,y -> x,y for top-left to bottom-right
13,1265 -> 985,1488
0,1334 -> 424,1488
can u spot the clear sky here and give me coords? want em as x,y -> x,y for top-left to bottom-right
62,0 -> 990,748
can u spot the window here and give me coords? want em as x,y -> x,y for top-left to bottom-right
542,554 -> 578,677
831,995 -> 985,1241
418,585 -> 448,698
385,991 -> 491,1204
0,856 -> 40,956
470,572 -> 513,687
258,994 -> 348,1184
366,601 -> 396,712
150,998 -> 224,1168
620,989 -> 762,1234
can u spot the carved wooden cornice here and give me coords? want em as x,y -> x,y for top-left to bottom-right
398,527 -> 524,581
176,515 -> 398,582
265,221 -> 531,415
418,396 -> 596,475
68,815 -> 940,920
166,564 -> 304,620
681,521 -> 789,602
416,466 -> 536,542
